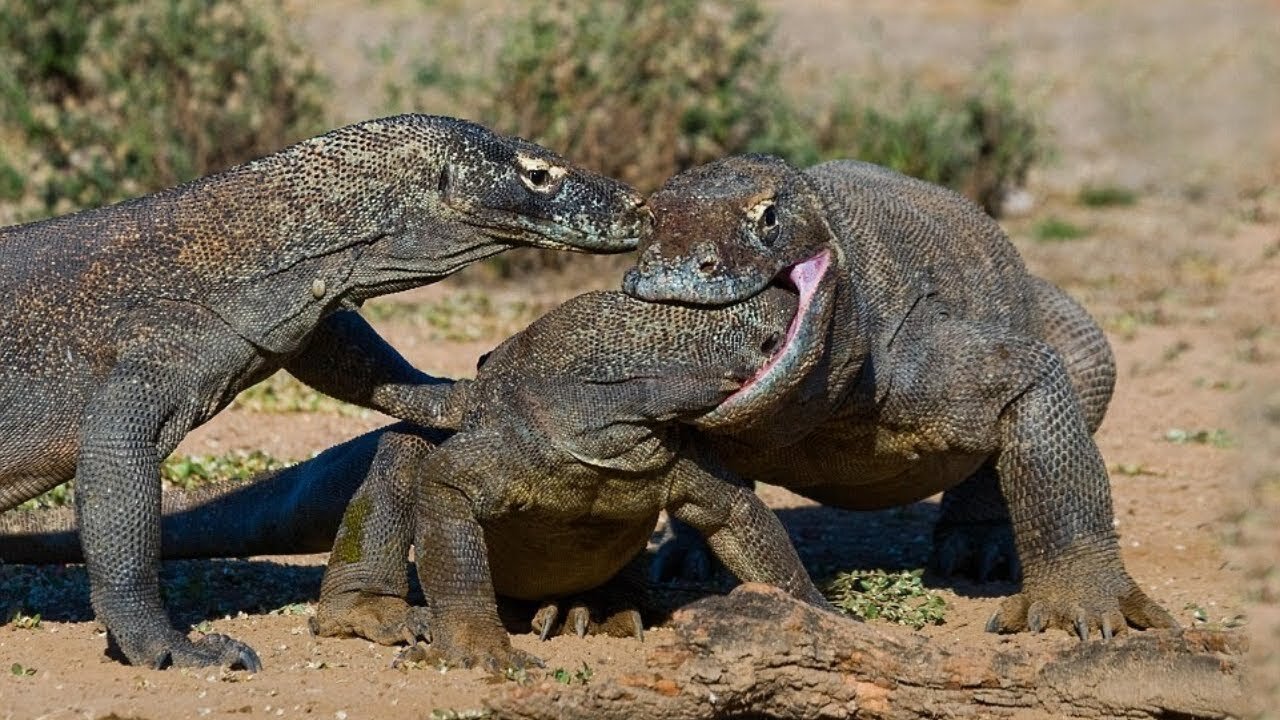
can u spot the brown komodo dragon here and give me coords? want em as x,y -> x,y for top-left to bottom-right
0,287 -> 829,671
622,155 -> 1176,639
0,114 -> 649,670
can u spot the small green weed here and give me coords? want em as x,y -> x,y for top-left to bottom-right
10,663 -> 36,677
1111,463 -> 1162,477
551,662 -> 594,685
1077,184 -> 1138,207
7,610 -> 41,630
430,710 -> 491,720
15,482 -> 73,511
825,569 -> 946,629
232,371 -> 366,416
1163,428 -> 1236,448
161,451 -> 294,489
14,451 -> 292,509
1032,216 -> 1090,242
1184,603 -> 1247,630
1193,377 -> 1245,392
269,602 -> 312,616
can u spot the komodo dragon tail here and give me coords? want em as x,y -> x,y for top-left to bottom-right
0,423 -> 448,564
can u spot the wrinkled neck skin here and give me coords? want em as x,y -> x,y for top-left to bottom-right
169,128 -> 506,355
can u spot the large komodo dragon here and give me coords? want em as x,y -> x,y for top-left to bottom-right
0,114 -> 650,671
622,155 -> 1176,639
1,288 -> 829,671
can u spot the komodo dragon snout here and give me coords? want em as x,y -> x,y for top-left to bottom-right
440,123 -> 653,253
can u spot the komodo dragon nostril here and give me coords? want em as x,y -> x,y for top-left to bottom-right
760,331 -> 781,355
699,259 -> 718,275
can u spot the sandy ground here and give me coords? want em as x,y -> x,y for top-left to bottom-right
2,1 -> 1278,718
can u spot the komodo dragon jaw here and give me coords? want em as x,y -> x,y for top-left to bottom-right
692,249 -> 835,429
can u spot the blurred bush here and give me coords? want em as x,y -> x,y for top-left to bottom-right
0,0 -> 328,225
388,0 -> 1044,220
812,62 -> 1044,216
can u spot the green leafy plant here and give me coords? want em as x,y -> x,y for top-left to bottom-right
1163,428 -> 1236,448
551,662 -> 594,685
161,451 -> 295,489
0,0 -> 328,224
6,609 -> 42,629
825,569 -> 946,629
231,371 -> 367,416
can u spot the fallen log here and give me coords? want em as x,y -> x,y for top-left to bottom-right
491,584 -> 1248,719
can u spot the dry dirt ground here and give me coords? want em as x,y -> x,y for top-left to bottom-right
2,1 -> 1278,718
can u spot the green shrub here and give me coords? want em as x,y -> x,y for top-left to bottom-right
1033,216 -> 1090,242
478,0 -> 798,195
1078,184 -> 1138,207
825,569 -> 946,629
0,0 -> 328,224
389,1 -> 1044,225
815,61 -> 1044,217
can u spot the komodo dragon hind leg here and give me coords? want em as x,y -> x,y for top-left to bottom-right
931,464 -> 1020,582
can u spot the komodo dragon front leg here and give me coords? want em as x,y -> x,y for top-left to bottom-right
283,310 -> 468,428
909,322 -> 1174,637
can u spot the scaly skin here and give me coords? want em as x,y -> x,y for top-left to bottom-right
2,288 -> 828,672
315,288 -> 827,671
0,114 -> 649,670
623,155 -> 1173,640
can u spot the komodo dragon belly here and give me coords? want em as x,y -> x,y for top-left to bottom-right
482,512 -> 658,601
717,423 -> 989,511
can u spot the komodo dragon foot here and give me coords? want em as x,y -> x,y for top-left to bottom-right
310,593 -> 431,646
393,629 -> 544,674
127,629 -> 261,672
985,552 -> 1177,640
530,598 -> 645,641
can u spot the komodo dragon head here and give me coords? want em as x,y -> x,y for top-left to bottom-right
421,117 -> 652,254
262,115 -> 652,302
621,154 -> 839,428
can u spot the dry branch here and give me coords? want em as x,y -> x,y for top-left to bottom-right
491,584 -> 1247,720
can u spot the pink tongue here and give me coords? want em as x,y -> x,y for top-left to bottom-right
729,250 -> 831,401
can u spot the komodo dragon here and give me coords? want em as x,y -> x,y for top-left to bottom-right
0,287 -> 829,671
622,155 -> 1176,639
0,113 -> 650,671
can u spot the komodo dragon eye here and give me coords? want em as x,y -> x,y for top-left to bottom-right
750,200 -> 780,245
762,205 -> 777,229
526,169 -> 550,187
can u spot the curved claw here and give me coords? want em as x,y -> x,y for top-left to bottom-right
573,608 -> 589,638
985,575 -> 1177,641
533,604 -> 559,642
161,633 -> 262,673
1074,612 -> 1090,641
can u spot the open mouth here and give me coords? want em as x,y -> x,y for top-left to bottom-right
719,249 -> 831,409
